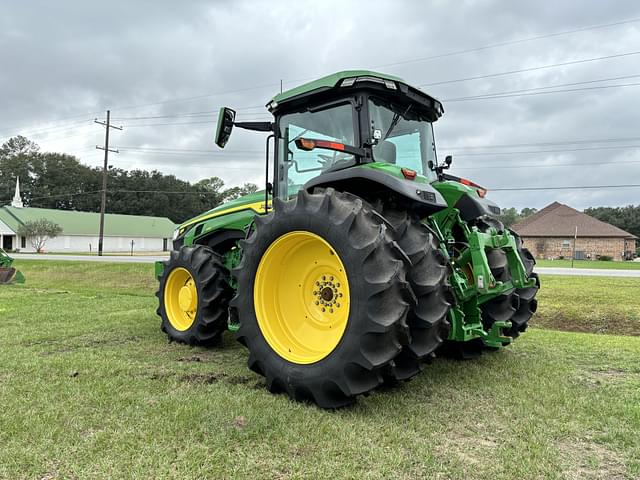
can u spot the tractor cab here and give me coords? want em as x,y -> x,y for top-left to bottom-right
216,71 -> 445,205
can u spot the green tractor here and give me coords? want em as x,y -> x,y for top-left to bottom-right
155,70 -> 539,408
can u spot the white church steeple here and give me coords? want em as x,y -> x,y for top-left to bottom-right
11,177 -> 24,208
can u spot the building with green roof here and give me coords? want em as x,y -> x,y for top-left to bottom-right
0,179 -> 175,252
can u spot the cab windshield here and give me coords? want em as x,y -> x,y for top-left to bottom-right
368,96 -> 437,180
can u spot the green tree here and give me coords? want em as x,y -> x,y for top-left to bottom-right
16,219 -> 63,253
519,207 -> 537,218
222,182 -> 259,201
584,205 -> 640,239
499,207 -> 520,227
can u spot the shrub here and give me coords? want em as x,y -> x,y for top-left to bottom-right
598,255 -> 613,261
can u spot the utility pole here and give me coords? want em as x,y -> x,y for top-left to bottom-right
95,110 -> 122,256
571,225 -> 578,268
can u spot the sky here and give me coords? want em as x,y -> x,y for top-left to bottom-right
1,0 -> 639,211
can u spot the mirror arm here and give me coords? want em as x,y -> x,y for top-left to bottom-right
235,121 -> 274,132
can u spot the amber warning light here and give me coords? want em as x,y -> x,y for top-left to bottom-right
458,177 -> 488,198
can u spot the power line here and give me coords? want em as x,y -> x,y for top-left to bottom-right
421,50 -> 640,87
6,183 -> 639,206
442,73 -> 640,101
443,135 -> 640,150
121,116 -> 271,128
491,184 -> 640,191
110,105 -> 265,121
0,120 -> 93,142
370,16 -> 640,70
453,159 -> 640,169
448,144 -> 640,157
444,81 -> 640,102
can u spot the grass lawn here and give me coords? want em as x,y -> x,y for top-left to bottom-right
533,276 -> 640,336
536,259 -> 640,270
1,261 -> 639,479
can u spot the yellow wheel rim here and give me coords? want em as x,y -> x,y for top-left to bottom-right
164,267 -> 198,331
254,231 -> 351,364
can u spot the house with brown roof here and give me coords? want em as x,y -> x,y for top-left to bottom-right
511,202 -> 637,261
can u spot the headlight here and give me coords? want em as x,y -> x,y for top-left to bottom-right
172,228 -> 180,240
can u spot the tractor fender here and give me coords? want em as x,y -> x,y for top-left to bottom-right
304,167 -> 448,217
454,193 -> 501,222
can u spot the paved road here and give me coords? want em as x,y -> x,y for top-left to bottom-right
535,267 -> 640,277
11,253 -> 167,264
12,254 -> 640,276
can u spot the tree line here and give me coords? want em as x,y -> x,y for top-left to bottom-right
0,136 -> 258,223
2,136 -> 638,237
584,205 -> 640,239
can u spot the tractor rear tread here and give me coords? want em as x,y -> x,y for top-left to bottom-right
369,200 -> 452,383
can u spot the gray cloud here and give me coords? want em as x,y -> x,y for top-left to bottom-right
1,0 -> 639,209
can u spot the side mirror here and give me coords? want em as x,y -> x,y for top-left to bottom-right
428,160 -> 434,170
215,107 -> 236,148
445,155 -> 453,167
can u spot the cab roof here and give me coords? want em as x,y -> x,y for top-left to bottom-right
267,70 -> 443,119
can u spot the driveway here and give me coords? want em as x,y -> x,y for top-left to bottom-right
535,267 -> 640,277
11,253 -> 167,264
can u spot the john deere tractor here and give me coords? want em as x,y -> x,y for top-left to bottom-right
155,70 -> 539,408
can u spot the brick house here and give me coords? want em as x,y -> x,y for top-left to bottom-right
511,202 -> 637,261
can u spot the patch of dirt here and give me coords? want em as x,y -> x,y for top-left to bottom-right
180,373 -> 227,384
232,415 -> 247,430
531,312 -> 640,336
38,335 -> 142,356
557,438 -> 629,479
147,371 -> 173,381
577,368 -> 633,389
227,376 -> 252,385
434,429 -> 498,467
177,355 -> 202,362
178,372 -> 254,387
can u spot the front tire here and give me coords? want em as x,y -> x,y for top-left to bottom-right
157,245 -> 233,346
232,189 -> 412,408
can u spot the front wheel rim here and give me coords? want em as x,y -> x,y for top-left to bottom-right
164,267 -> 198,331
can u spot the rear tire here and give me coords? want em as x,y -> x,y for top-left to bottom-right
370,201 -> 452,382
157,245 -> 233,346
232,189 -> 412,408
506,232 -> 539,338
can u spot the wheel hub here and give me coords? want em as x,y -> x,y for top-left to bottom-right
320,286 -> 333,302
178,285 -> 196,312
313,275 -> 343,314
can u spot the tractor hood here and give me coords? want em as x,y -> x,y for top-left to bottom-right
177,190 -> 268,235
